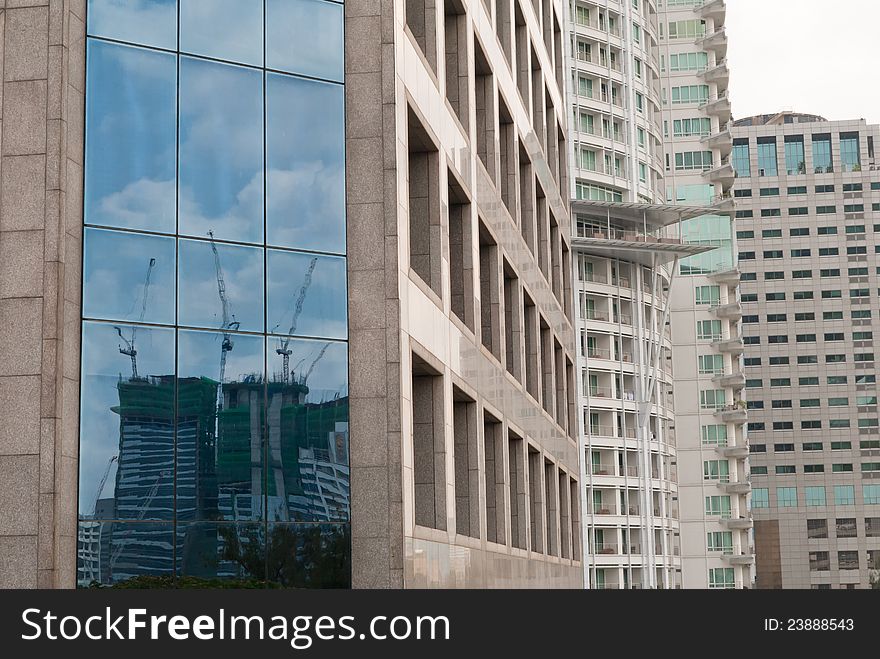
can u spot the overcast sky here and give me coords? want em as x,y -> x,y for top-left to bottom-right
727,0 -> 880,125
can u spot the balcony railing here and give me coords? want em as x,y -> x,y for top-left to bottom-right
577,227 -> 686,247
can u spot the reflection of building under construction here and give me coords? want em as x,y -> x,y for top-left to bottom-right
79,370 -> 349,584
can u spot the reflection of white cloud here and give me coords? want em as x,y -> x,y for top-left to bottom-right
98,177 -> 175,231
178,330 -> 264,383
89,0 -> 177,50
267,163 -> 345,252
179,171 -> 264,244
267,252 -> 347,340
180,0 -> 264,66
267,339 -> 348,402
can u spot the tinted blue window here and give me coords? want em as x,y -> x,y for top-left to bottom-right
180,0 -> 264,66
79,321 -> 176,520
267,74 -> 345,253
177,330 -> 266,522
266,0 -> 344,82
267,250 -> 348,340
179,58 -> 264,244
85,41 -> 176,233
83,228 -> 176,325
87,0 -> 178,50
266,338 -> 349,521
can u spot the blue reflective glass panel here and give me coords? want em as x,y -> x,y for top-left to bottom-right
266,0 -> 344,82
267,250 -> 348,340
87,0 -> 178,50
179,57 -> 264,244
176,522 -> 266,583
85,41 -> 176,233
266,74 -> 345,253
78,522 -> 175,587
83,228 -> 176,325
79,322 -> 176,520
178,238 -> 265,332
177,330 -> 265,521
180,0 -> 264,67
266,339 -> 349,522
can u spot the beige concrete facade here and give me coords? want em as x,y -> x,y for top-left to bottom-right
347,0 -> 582,589
732,112 -> 880,589
0,0 -> 84,589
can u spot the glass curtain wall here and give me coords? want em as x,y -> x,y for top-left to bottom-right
78,0 -> 349,588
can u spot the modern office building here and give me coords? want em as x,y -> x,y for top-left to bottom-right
568,0 -> 747,588
0,0 -> 582,589
659,0 -> 752,590
731,111 -> 880,589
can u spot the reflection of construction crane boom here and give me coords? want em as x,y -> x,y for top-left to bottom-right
304,342 -> 331,384
92,455 -> 118,516
208,231 -> 240,409
109,469 -> 171,568
114,258 -> 156,379
275,257 -> 318,383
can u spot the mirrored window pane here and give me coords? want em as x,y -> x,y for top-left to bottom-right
267,339 -> 349,522
79,322 -> 176,522
78,522 -> 175,587
179,57 -> 264,244
87,0 -> 178,50
266,0 -> 344,82
266,74 -> 345,253
266,524 -> 350,588
176,522 -> 267,584
178,238 -> 265,332
177,330 -> 265,521
267,250 -> 347,340
83,229 -> 176,325
85,41 -> 176,233
180,0 -> 263,66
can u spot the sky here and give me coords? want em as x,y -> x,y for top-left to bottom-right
726,0 -> 880,125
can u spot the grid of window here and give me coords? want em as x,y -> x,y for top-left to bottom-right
79,0 -> 350,588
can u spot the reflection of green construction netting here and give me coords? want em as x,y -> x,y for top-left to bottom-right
216,382 -> 264,490
279,398 -> 349,496
113,377 -> 175,420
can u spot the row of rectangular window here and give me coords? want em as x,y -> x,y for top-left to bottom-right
751,464 -> 880,475
805,518 -> 880,539
749,420 -> 875,430
735,203 -> 880,217
735,182 -> 880,196
752,485 -> 880,508
740,246 -> 877,260
750,441 -> 880,451
737,227 -> 880,238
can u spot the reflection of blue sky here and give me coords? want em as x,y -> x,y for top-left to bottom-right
87,0 -> 177,50
267,250 -> 348,340
267,338 -> 348,402
179,57 -> 264,244
178,329 -> 264,383
180,0 -> 263,66
267,74 -> 345,254
79,322 -> 175,516
178,239 -> 265,332
85,41 -> 176,233
266,0 -> 344,82
83,228 -> 176,325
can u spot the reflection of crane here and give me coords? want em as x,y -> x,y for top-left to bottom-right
274,257 -> 318,383
109,469 -> 171,569
304,342 -> 331,385
91,455 -> 118,516
114,258 -> 156,379
208,231 -> 240,409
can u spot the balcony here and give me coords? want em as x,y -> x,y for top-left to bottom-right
701,128 -> 732,157
573,227 -> 715,266
713,371 -> 746,389
700,61 -> 730,86
723,480 -> 751,495
703,161 -> 735,189
699,0 -> 728,20
710,301 -> 742,320
586,347 -> 634,364
711,337 -> 744,355
701,94 -> 732,122
711,267 -> 741,286
588,425 -> 636,440
717,443 -> 749,459
697,28 -> 728,56
715,404 -> 747,423
722,516 -> 754,530
723,553 -> 755,566
593,543 -> 620,555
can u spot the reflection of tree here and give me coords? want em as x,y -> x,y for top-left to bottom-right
219,524 -> 350,588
